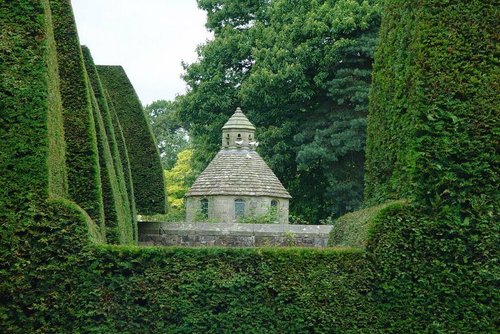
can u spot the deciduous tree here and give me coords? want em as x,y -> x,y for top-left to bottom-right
180,0 -> 381,222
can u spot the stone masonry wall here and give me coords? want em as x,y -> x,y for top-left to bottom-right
139,222 -> 331,247
186,195 -> 289,224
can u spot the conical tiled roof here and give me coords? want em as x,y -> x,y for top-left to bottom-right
222,107 -> 255,131
186,149 -> 291,198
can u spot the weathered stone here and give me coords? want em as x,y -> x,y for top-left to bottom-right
138,222 -> 332,247
185,107 -> 292,224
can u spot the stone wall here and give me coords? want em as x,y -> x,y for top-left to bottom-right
186,195 -> 289,224
139,222 -> 332,247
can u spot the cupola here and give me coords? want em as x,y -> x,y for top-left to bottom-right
221,107 -> 257,149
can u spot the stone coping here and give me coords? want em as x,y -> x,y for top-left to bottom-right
139,222 -> 332,237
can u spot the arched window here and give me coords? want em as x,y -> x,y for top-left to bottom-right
234,199 -> 245,218
200,198 -> 208,219
237,133 -> 241,138
271,199 -> 278,208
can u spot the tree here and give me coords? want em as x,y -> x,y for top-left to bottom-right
144,99 -> 188,170
164,149 -> 194,210
242,0 -> 380,220
179,0 -> 381,222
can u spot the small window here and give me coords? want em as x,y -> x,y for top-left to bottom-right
237,133 -> 241,138
200,198 -> 208,219
226,141 -> 230,145
234,199 -> 245,218
226,133 -> 230,138
249,134 -> 252,140
270,200 -> 278,220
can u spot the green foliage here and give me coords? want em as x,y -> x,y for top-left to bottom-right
238,207 -> 279,224
49,0 -> 105,234
164,149 -> 194,210
98,65 -> 167,215
106,93 -> 139,241
328,201 -> 403,248
366,0 -> 499,209
82,46 -> 135,244
366,203 -> 498,333
5,242 -> 378,333
180,0 -> 381,222
288,215 -> 312,225
0,0 -> 64,210
363,0 -> 499,331
144,99 -> 189,170
0,3 -> 100,331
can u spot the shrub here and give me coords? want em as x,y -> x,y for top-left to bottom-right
366,203 -> 498,333
49,0 -> 105,233
97,65 -> 167,215
106,91 -> 139,240
363,0 -> 499,331
81,46 -> 135,244
328,201 -> 402,248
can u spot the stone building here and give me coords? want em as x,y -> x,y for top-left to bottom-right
185,107 -> 291,223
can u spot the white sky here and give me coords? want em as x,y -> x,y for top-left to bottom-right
72,0 -> 212,106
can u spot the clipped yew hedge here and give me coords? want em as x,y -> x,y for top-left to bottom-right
5,245 -> 380,333
98,65 -> 167,215
361,0 -> 498,332
366,202 -> 498,333
366,0 -> 498,207
82,46 -> 135,244
328,201 -> 402,248
0,0 -> 100,330
49,0 -> 105,231
106,94 -> 139,241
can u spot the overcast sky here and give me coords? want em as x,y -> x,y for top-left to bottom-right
72,0 -> 212,106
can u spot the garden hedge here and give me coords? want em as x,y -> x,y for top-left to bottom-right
361,0 -> 498,332
328,201 -> 401,248
48,0 -> 105,233
366,0 -> 498,208
0,0 -> 100,330
366,202 -> 498,333
106,93 -> 139,241
82,46 -> 135,244
5,243 -> 380,333
97,65 -> 167,215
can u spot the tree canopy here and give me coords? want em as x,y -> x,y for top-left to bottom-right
179,0 -> 381,222
144,99 -> 189,170
164,149 -> 194,211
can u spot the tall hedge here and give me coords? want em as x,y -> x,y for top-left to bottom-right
97,65 -> 167,215
0,0 -> 100,330
4,243 -> 379,333
82,46 -> 135,244
363,0 -> 498,331
49,0 -> 105,235
0,0 -> 65,209
105,90 -> 139,240
365,0 -> 498,208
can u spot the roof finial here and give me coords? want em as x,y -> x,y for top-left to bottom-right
235,107 -> 243,114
